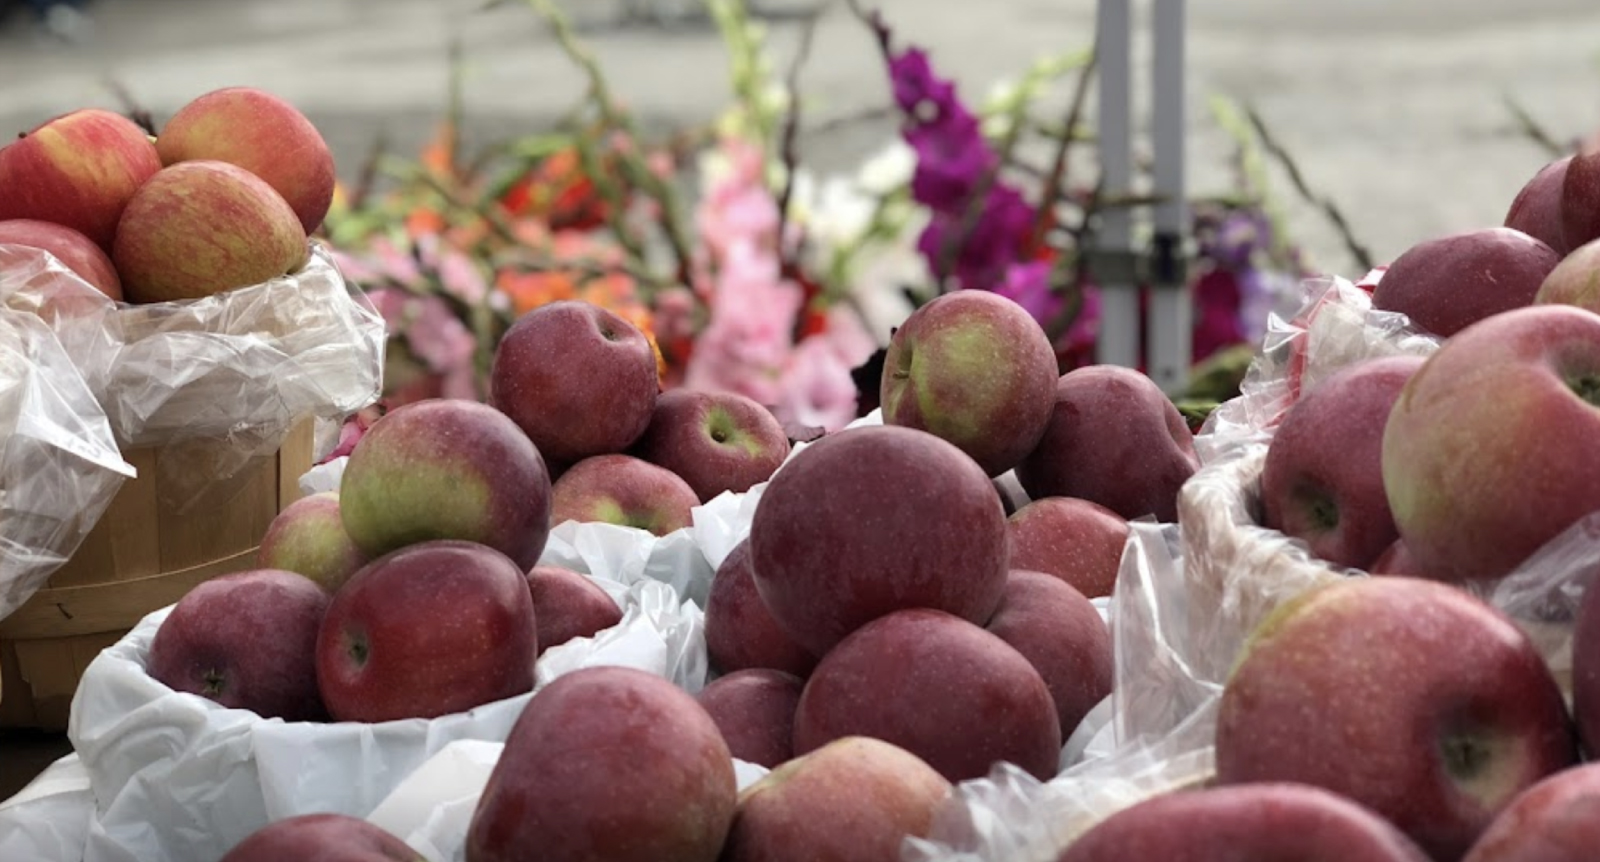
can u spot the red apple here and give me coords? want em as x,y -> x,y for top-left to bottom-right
703,538 -> 817,678
339,398 -> 553,571
1369,538 -> 1432,578
156,87 -> 337,234
1370,227 -> 1559,338
1563,143 -> 1600,250
1005,497 -> 1129,599
1461,762 -> 1600,862
1057,783 -> 1431,862
1260,355 -> 1426,570
1016,365 -> 1199,522
1570,573 -> 1600,759
0,218 -> 121,299
1505,156 -> 1572,255
0,108 -> 162,250
695,667 -> 804,769
749,425 -> 1010,658
113,160 -> 310,302
986,570 -> 1113,740
1382,304 -> 1600,583
1215,576 -> 1577,861
526,565 -> 623,657
794,608 -> 1061,783
219,813 -> 426,862
489,300 -> 660,467
315,540 -> 537,723
146,569 -> 330,722
631,388 -> 790,502
1534,235 -> 1600,312
549,454 -> 699,537
720,736 -> 952,862
879,289 -> 1059,477
465,666 -> 736,862
257,491 -> 371,593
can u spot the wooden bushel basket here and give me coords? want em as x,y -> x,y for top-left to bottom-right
0,420 -> 315,731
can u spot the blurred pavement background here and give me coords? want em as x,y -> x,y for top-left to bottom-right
3,0 -> 1600,280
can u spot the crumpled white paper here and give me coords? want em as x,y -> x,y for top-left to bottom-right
60,516 -> 710,862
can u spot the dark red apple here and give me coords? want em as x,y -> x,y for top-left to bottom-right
695,667 -> 804,769
315,540 -> 537,723
703,539 -> 816,678
1369,227 -> 1559,338
986,570 -> 1113,739
1015,365 -> 1199,523
465,666 -> 736,862
750,425 -> 1010,658
1462,762 -> 1600,861
631,388 -> 790,502
526,565 -> 623,657
218,813 -> 426,862
1505,155 -> 1572,255
1260,355 -> 1425,570
489,300 -> 660,467
1057,783 -> 1431,862
793,608 -> 1061,783
549,454 -> 700,536
1006,497 -> 1129,599
147,568 -> 330,722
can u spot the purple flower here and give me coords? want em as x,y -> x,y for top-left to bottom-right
992,260 -> 1062,323
905,120 -> 996,211
889,49 -> 965,125
885,39 -> 1044,298
918,185 -> 1037,290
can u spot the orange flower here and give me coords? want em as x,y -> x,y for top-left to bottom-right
405,207 -> 447,238
497,270 -> 578,317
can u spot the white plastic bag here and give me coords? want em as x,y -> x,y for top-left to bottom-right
0,753 -> 94,862
69,524 -> 709,862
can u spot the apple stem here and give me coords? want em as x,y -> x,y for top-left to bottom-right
1441,733 -> 1493,782
202,668 -> 226,697
1571,373 -> 1600,406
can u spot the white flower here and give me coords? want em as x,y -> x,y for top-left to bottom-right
848,230 -> 932,346
854,140 -> 917,197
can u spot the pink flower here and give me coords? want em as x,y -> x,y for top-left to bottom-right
408,294 -> 479,374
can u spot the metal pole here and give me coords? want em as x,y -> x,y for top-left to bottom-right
1091,0 -> 1140,370
1147,0 -> 1190,394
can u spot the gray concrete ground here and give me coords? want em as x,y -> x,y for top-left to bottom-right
4,0 -> 1600,275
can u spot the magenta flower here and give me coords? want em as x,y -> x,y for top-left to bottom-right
992,260 -> 1062,324
883,30 -> 1057,339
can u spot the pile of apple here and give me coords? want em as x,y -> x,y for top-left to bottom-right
0,87 -> 335,304
152,282 -> 1219,859
1055,150 -> 1600,862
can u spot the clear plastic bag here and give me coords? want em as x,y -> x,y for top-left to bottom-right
0,242 -> 385,512
68,523 -> 710,862
0,296 -> 135,620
